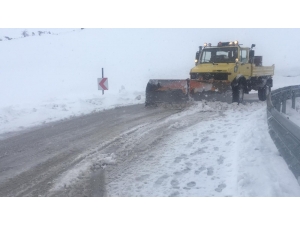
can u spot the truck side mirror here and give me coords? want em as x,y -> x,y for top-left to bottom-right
249,50 -> 255,58
195,52 -> 199,65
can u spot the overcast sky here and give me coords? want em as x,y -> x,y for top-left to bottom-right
1,28 -> 299,71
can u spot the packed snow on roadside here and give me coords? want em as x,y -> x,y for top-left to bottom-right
0,86 -> 144,137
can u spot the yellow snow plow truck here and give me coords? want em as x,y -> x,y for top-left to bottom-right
145,41 -> 274,106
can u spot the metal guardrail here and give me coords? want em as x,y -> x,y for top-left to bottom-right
267,85 -> 300,183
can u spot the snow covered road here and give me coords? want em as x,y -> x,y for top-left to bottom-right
0,100 -> 300,196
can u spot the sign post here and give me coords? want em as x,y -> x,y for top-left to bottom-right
98,68 -> 108,94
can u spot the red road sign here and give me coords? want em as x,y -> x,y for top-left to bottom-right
98,78 -> 108,90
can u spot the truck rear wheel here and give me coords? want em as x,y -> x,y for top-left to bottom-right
258,86 -> 270,101
232,84 -> 244,104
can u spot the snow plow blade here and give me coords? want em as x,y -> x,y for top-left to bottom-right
145,79 -> 189,106
189,80 -> 232,103
145,79 -> 233,106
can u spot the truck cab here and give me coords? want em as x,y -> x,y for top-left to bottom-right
193,41 -> 253,82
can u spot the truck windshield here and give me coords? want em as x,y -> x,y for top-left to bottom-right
200,47 -> 238,63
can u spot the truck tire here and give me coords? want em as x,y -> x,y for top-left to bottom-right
232,84 -> 244,104
258,86 -> 270,101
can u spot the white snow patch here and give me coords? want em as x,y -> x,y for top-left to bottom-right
50,152 -> 116,192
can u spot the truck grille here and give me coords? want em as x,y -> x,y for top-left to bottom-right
190,73 -> 229,81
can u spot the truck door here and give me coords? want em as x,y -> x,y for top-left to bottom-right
239,48 -> 251,77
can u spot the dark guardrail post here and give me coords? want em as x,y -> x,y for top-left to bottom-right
282,92 -> 287,114
274,97 -> 281,112
292,91 -> 296,109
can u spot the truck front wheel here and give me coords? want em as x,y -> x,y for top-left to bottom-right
232,84 -> 244,104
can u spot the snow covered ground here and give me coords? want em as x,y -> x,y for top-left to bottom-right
1,28 -> 300,197
105,101 -> 300,196
0,88 -> 144,137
